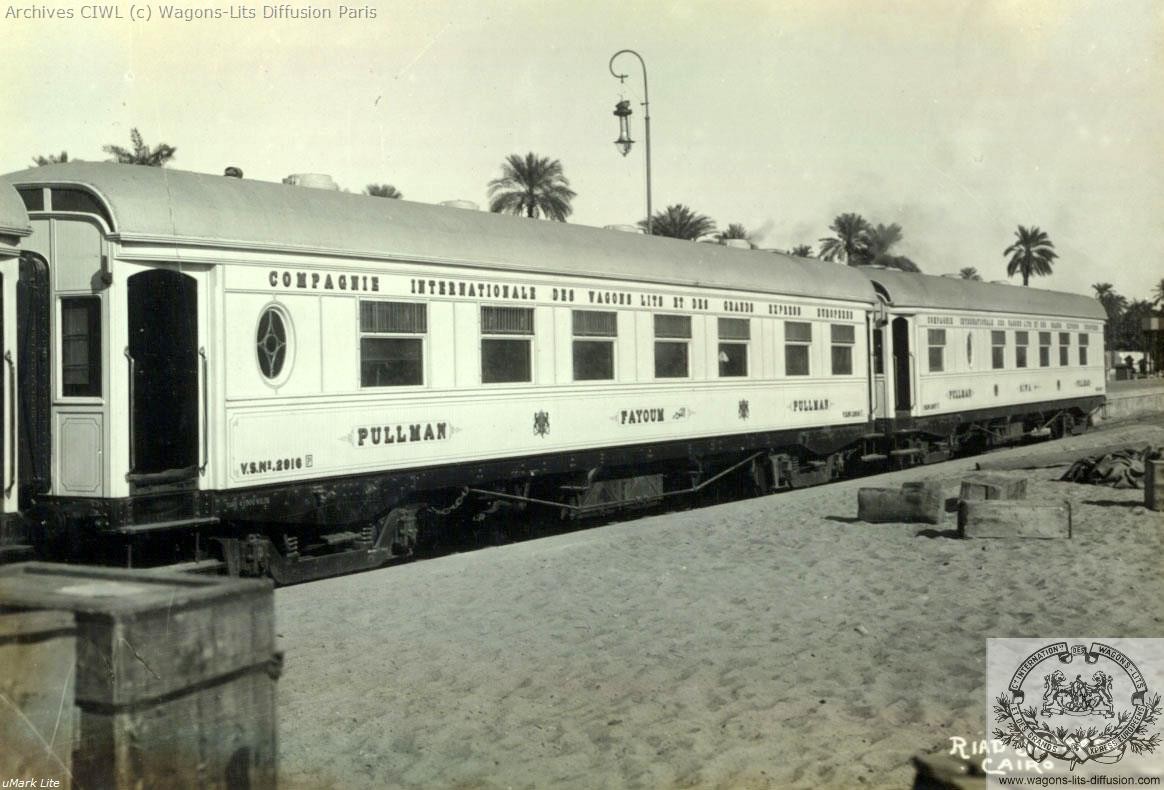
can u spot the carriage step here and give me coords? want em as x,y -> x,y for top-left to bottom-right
860,453 -> 888,462
890,448 -> 924,457
0,544 -> 35,563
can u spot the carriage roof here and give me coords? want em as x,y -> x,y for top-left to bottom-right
3,163 -> 877,305
864,268 -> 1107,322
0,183 -> 31,240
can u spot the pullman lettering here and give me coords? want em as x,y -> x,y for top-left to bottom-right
947,388 -> 972,399
791,399 -> 830,412
356,422 -> 448,447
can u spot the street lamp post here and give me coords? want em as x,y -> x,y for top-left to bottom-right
609,49 -> 652,235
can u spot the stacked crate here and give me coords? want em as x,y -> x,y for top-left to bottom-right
0,563 -> 277,789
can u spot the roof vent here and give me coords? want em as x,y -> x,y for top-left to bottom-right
940,273 -> 960,279
440,200 -> 479,210
604,224 -> 643,234
989,280 -> 1009,285
224,166 -> 243,178
283,173 -> 338,190
722,238 -> 751,249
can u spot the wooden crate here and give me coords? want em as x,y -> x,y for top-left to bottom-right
1147,459 -> 1164,511
0,609 -> 76,786
0,563 -> 277,790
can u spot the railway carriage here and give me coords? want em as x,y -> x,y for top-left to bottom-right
861,270 -> 1106,462
0,163 -> 882,580
0,163 -> 1107,581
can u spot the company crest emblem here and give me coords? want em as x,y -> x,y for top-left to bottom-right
533,410 -> 550,437
992,641 -> 1161,770
738,399 -> 750,420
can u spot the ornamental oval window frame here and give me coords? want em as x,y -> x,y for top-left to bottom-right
255,303 -> 294,386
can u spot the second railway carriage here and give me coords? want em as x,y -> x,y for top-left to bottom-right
860,269 -> 1107,462
0,162 -> 883,580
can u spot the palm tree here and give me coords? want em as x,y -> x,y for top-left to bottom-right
639,204 -> 717,240
788,244 -> 814,258
716,223 -> 757,248
487,152 -> 576,221
1003,225 -> 1057,286
1092,282 -> 1127,351
959,267 -> 982,281
860,222 -> 920,272
818,213 -> 870,265
32,151 -> 69,167
103,128 -> 176,167
1153,278 -> 1164,307
365,184 -> 403,199
1116,299 -> 1154,352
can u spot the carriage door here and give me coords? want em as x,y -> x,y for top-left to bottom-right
17,252 -> 51,507
892,316 -> 913,414
126,269 -> 201,488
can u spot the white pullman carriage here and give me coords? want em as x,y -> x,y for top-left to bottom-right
863,269 -> 1106,458
0,163 -> 883,574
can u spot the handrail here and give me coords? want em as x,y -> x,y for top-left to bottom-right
4,351 -> 14,496
907,352 -> 916,409
199,347 -> 208,475
124,348 -> 135,475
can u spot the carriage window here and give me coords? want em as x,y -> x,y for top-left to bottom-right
873,328 -> 884,375
50,188 -> 115,228
718,317 -> 749,377
360,301 -> 426,387
1078,333 -> 1089,366
654,314 -> 691,378
256,306 -> 290,381
1059,333 -> 1070,366
17,187 -> 44,212
830,324 -> 855,375
1038,332 -> 1051,367
784,321 -> 811,376
927,329 -> 946,373
991,331 -> 1006,369
572,310 -> 616,381
482,306 -> 533,383
61,297 -> 102,397
1015,331 -> 1029,368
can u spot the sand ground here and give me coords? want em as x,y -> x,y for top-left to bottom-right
275,419 -> 1164,789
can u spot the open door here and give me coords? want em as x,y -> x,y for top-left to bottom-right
126,269 -> 200,489
892,316 -> 913,414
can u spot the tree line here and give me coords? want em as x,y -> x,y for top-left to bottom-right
29,139 -> 1164,333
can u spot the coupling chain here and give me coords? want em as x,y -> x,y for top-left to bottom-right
427,486 -> 470,516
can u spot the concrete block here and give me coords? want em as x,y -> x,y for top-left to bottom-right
959,474 -> 1028,502
959,500 -> 1072,539
1147,459 -> 1164,512
858,484 -> 944,524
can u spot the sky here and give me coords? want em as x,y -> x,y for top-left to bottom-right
2,0 -> 1162,302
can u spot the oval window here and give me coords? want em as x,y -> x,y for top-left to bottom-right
256,306 -> 290,381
